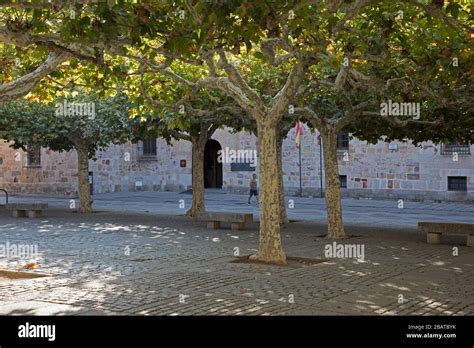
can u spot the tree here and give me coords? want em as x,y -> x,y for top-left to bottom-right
294,1 -> 473,239
0,0 -> 471,264
0,1 -> 131,102
0,93 -> 133,213
277,116 -> 298,225
132,106 -> 242,218
129,60 -> 248,217
0,2 -> 311,264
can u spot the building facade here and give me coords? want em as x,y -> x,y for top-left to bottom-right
0,125 -> 473,202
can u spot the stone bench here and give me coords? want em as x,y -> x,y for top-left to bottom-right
418,222 -> 474,247
6,203 -> 48,218
201,212 -> 253,231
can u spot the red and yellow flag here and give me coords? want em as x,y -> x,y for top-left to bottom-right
295,121 -> 302,148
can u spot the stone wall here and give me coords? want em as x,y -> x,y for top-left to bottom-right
213,128 -> 258,193
89,140 -> 192,194
1,126 -> 473,202
0,141 -> 78,196
278,125 -> 474,201
338,138 -> 474,202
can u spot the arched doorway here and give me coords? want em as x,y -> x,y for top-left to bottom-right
204,139 -> 223,189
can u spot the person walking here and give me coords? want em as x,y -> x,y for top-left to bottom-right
248,173 -> 259,204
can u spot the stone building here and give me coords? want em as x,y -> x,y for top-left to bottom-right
0,125 -> 473,202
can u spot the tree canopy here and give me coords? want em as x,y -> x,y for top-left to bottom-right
0,0 -> 472,263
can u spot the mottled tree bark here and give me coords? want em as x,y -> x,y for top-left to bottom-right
186,137 -> 206,217
321,128 -> 346,239
76,145 -> 92,214
276,133 -> 289,224
249,120 -> 287,264
206,56 -> 305,264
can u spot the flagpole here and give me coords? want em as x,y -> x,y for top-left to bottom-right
299,138 -> 302,197
320,136 -> 323,198
295,121 -> 303,198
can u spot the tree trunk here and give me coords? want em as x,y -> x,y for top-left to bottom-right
76,145 -> 92,214
249,121 -> 287,265
321,128 -> 346,239
186,138 -> 206,217
277,133 -> 289,224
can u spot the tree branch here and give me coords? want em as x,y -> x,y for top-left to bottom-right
170,129 -> 192,142
0,51 -> 69,103
270,60 -> 306,118
196,76 -> 262,117
217,50 -> 263,108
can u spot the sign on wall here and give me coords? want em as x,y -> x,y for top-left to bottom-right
230,162 -> 256,172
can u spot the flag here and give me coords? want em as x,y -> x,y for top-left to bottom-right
295,121 -> 302,148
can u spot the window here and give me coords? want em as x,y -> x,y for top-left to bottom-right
337,132 -> 349,151
339,175 -> 347,189
26,145 -> 41,167
448,176 -> 467,192
143,138 -> 157,156
139,138 -> 157,159
441,143 -> 471,155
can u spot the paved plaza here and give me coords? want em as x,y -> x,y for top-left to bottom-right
4,190 -> 474,227
0,191 -> 473,315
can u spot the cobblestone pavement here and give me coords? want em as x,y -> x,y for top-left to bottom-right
3,190 -> 474,228
0,204 -> 472,315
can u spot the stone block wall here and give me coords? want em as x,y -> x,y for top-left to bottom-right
0,141 -> 78,196
1,125 -> 473,202
89,140 -> 192,194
